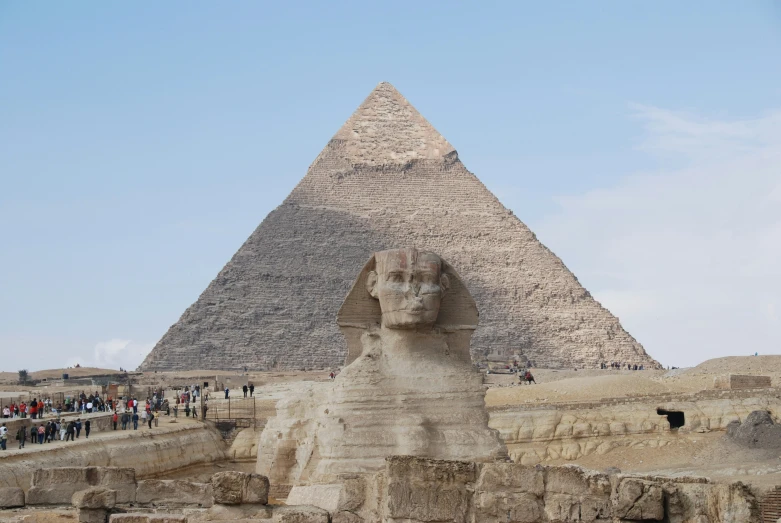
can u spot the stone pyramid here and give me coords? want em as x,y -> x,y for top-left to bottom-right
139,82 -> 658,371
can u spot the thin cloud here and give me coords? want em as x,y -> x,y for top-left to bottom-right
537,105 -> 781,367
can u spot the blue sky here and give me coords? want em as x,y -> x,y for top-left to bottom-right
1,2 -> 780,371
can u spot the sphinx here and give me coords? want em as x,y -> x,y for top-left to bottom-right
257,248 -> 507,493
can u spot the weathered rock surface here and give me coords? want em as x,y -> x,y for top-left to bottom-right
27,468 -> 135,506
343,456 -> 762,523
0,487 -> 25,508
139,81 -> 657,373
71,488 -> 117,510
272,505 -> 330,523
489,392 -> 781,463
77,509 -> 108,523
136,480 -> 213,507
210,472 -> 268,505
108,515 -> 186,523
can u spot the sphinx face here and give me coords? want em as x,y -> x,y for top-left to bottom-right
367,249 -> 449,329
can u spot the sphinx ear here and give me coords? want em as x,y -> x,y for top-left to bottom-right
366,271 -> 379,299
440,273 -> 450,297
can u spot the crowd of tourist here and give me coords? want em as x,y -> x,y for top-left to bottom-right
601,362 -> 646,370
1,391 -> 116,420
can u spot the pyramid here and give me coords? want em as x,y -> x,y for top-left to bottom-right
139,82 -> 658,371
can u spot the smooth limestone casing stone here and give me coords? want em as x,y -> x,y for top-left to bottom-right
135,480 -> 213,507
0,487 -> 25,508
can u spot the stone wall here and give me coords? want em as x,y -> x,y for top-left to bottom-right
293,456 -> 760,523
139,82 -> 658,373
0,425 -> 227,491
714,374 -> 772,390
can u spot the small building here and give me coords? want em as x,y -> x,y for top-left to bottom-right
713,374 -> 771,390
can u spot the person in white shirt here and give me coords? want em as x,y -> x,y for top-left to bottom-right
2,407 -> 9,418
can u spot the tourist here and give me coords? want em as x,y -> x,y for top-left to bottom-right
147,411 -> 154,429
132,398 -> 138,414
243,384 -> 248,398
184,404 -> 190,417
132,412 -> 139,430
29,425 -> 36,444
329,372 -> 335,380
112,411 -> 118,430
86,400 -> 93,413
224,387 -> 229,399
0,424 -> 7,450
173,404 -> 178,418
37,424 -> 45,444
59,420 -> 66,440
249,384 -> 254,397
85,419 -> 91,439
2,406 -> 9,418
524,370 -> 536,385
141,409 -> 147,425
30,399 -> 38,420
202,402 -> 208,419
75,419 -> 82,438
121,412 -> 129,430
16,425 -> 27,448
65,421 -> 75,441
192,404 -> 197,419
154,411 -> 159,427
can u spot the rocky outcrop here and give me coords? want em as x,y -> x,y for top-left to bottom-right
726,410 -> 781,449
488,391 -> 781,463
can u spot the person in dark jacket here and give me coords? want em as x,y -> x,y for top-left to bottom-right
16,425 -> 26,448
249,384 -> 254,397
147,412 -> 154,429
75,419 -> 82,438
84,419 -> 91,439
132,412 -> 139,430
65,421 -> 76,442
121,412 -> 129,430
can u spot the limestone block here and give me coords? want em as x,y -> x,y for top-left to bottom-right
473,463 -> 544,523
28,468 -> 136,505
108,516 -> 187,523
612,478 -> 663,521
385,456 -> 477,523
72,489 -> 117,510
272,506 -> 329,523
0,487 -> 25,508
17,510 -> 76,523
331,512 -> 363,523
78,510 -> 107,523
136,480 -> 213,507
286,485 -> 343,513
200,504 -> 273,521
543,466 -> 611,522
210,472 -> 269,505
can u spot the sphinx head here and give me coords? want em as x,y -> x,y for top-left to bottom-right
365,248 -> 450,329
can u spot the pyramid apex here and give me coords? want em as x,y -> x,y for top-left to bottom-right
329,82 -> 456,165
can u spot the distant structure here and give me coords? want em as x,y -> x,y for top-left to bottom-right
139,82 -> 659,371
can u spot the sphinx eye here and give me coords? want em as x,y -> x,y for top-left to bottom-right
387,272 -> 403,283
